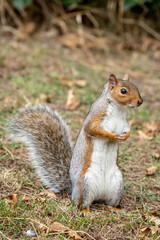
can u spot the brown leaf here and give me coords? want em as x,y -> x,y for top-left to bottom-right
87,37 -> 110,51
129,119 -> 141,126
150,210 -> 160,218
6,194 -> 17,210
15,22 -> 36,40
21,195 -> 30,201
143,123 -> 159,132
146,165 -> 157,175
150,216 -> 160,226
60,77 -> 74,88
152,152 -> 160,159
138,130 -> 154,140
38,223 -> 47,234
66,89 -> 80,111
35,180 -> 41,186
107,206 -> 127,214
139,227 -> 151,238
46,95 -> 54,103
75,80 -> 86,87
68,230 -> 83,240
22,22 -> 36,35
39,198 -> 46,203
45,189 -> 57,199
78,118 -> 84,124
50,222 -> 82,240
60,33 -> 82,49
35,94 -> 54,104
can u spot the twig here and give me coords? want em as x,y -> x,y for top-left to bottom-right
76,13 -> 85,45
4,146 -> 14,160
0,0 -> 6,25
3,0 -> 22,27
0,230 -> 12,240
0,25 -> 18,34
118,0 -> 124,32
31,222 -> 39,239
15,181 -> 23,193
85,11 -> 99,28
52,17 -> 68,34
37,0 -> 50,22
123,18 -> 160,40
49,230 -> 96,240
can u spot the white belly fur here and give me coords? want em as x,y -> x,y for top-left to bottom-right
84,104 -> 128,205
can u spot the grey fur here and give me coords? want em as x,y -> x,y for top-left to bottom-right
8,105 -> 72,193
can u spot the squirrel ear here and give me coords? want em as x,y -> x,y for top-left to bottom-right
123,73 -> 130,81
109,74 -> 117,91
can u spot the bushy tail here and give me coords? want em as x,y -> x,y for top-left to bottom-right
8,105 -> 72,193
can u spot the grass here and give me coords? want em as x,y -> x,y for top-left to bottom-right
0,31 -> 160,239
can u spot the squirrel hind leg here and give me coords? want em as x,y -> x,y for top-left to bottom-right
71,177 -> 95,210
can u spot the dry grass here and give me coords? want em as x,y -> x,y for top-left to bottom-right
0,29 -> 160,239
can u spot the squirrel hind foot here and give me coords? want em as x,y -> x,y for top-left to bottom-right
80,208 -> 91,216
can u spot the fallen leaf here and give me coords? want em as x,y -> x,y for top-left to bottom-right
50,222 -> 67,232
45,189 -> 57,199
6,194 -> 17,210
150,216 -> 160,226
45,95 -> 54,103
38,223 -> 47,234
78,118 -> 83,124
143,123 -> 159,132
21,195 -> 30,201
150,210 -> 160,218
152,152 -> 160,159
21,22 -> 36,35
87,37 -> 110,51
66,89 -> 80,111
138,130 -> 154,140
15,22 -> 36,40
146,166 -> 157,175
39,198 -> 46,203
154,50 -> 160,60
129,119 -> 141,126
139,227 -> 151,238
35,94 -> 54,104
60,33 -> 82,49
50,222 -> 82,240
60,77 -> 74,87
75,80 -> 86,87
35,180 -> 41,186
108,206 -> 127,214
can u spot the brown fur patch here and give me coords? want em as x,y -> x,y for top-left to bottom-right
81,132 -> 93,176
111,80 -> 142,107
81,111 -> 118,176
77,177 -> 84,207
86,112 -> 117,141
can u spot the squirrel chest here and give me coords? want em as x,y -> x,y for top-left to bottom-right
84,104 -> 128,201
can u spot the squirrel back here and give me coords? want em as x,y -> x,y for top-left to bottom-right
9,105 -> 72,193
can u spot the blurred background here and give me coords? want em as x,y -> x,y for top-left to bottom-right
0,0 -> 160,137
0,1 -> 160,239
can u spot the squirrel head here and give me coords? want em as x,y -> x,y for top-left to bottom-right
108,74 -> 143,108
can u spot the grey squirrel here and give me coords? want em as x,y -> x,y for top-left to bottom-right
9,74 -> 143,214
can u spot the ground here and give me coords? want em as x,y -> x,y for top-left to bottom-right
0,29 -> 160,239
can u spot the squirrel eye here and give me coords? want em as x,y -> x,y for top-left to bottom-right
120,88 -> 127,94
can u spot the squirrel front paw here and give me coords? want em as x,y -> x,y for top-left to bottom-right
116,131 -> 130,142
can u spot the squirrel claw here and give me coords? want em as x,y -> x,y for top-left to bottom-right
116,132 -> 130,142
80,208 -> 91,216
116,135 -> 125,142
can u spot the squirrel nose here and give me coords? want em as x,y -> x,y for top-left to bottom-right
137,98 -> 143,106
